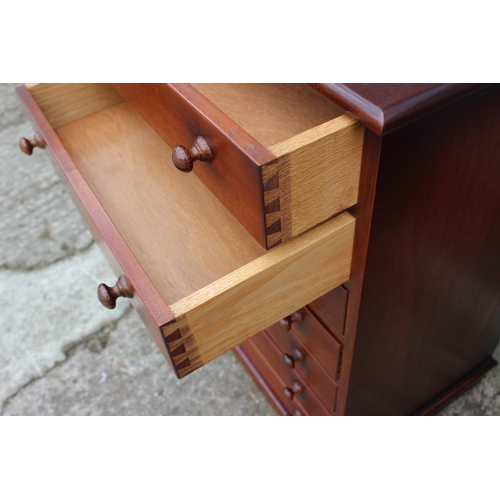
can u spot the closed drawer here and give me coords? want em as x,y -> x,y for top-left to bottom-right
308,285 -> 348,339
251,333 -> 331,415
268,308 -> 342,380
235,340 -> 300,416
17,83 -> 355,379
264,326 -> 338,413
113,83 -> 364,249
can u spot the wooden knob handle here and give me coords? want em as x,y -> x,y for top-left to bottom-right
172,136 -> 212,173
97,275 -> 134,309
283,382 -> 303,400
282,348 -> 305,369
19,133 -> 46,155
279,311 -> 303,331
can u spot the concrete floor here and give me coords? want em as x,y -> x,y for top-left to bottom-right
1,83 -> 499,416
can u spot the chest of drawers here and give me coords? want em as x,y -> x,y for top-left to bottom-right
17,83 -> 500,415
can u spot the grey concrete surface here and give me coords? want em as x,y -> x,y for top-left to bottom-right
1,83 -> 498,416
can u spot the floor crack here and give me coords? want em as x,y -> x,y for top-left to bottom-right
0,306 -> 133,415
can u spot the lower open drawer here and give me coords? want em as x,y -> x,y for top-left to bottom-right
17,83 -> 356,378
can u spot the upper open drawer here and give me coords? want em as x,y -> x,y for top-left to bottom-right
17,83 -> 355,379
113,84 -> 364,249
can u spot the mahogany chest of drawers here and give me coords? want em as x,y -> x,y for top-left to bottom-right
17,83 -> 500,415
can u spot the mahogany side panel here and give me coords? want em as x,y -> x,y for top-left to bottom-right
310,83 -> 489,135
345,84 -> 500,415
113,83 -> 276,248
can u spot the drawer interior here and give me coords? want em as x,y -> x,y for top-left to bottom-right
28,84 -> 266,305
24,83 -> 355,378
191,83 -> 345,148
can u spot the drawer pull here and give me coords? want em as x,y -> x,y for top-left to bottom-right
279,311 -> 303,331
282,348 -> 305,369
97,275 -> 134,309
283,382 -> 303,400
172,136 -> 213,173
19,133 -> 46,155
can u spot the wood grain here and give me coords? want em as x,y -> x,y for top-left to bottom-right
57,103 -> 265,305
113,83 -> 272,247
27,83 -> 123,129
191,83 -> 344,148
163,212 -> 355,376
264,116 -> 364,246
344,84 -> 500,415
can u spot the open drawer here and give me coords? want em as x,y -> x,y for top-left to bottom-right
17,83 -> 355,378
113,83 -> 364,249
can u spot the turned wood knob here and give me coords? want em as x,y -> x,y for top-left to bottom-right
97,275 -> 134,309
283,382 -> 303,400
279,311 -> 303,331
172,136 -> 213,173
282,348 -> 305,369
19,133 -> 46,155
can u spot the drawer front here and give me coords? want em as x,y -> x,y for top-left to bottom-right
235,341 -> 300,416
251,333 -> 332,415
113,83 -> 364,249
265,326 -> 338,411
269,308 -> 342,380
18,83 -> 356,380
308,285 -> 348,339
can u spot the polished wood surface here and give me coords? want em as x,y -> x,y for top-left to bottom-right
268,308 -> 342,381
19,132 -> 46,155
97,275 -> 134,309
172,136 -> 213,173
251,332 -> 331,415
308,285 -> 348,339
113,83 -> 272,247
335,129 -> 382,415
344,84 -> 500,415
266,325 -> 338,411
310,83 -> 488,135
